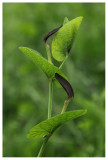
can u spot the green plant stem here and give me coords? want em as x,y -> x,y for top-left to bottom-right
37,43 -> 53,156
59,54 -> 68,69
45,43 -> 52,64
46,42 -> 53,119
48,79 -> 53,119
61,98 -> 71,114
37,135 -> 50,157
37,42 -> 53,157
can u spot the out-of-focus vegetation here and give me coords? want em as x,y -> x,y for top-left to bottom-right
3,3 -> 105,157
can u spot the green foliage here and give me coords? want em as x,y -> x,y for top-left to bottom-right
19,47 -> 67,84
28,110 -> 87,138
3,3 -> 105,157
52,16 -> 83,61
19,15 -> 87,157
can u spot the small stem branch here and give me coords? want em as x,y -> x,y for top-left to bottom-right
37,136 -> 50,157
48,79 -> 53,119
61,98 -> 71,114
59,55 -> 68,69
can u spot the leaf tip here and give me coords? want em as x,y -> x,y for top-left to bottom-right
63,17 -> 69,24
77,16 -> 83,24
18,46 -> 22,50
79,16 -> 83,19
81,109 -> 87,116
19,46 -> 25,52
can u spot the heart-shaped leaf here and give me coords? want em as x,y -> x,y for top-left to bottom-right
19,47 -> 67,84
27,109 -> 87,139
51,16 -> 83,61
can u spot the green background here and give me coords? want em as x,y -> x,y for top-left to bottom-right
3,3 -> 105,157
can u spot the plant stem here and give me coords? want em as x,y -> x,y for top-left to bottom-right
48,79 -> 53,119
46,42 -> 53,119
37,42 -> 53,157
45,43 -> 52,64
37,136 -> 50,157
59,55 -> 68,69
61,98 -> 71,114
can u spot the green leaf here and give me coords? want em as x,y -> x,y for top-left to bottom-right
52,16 -> 83,61
27,109 -> 87,139
19,47 -> 67,84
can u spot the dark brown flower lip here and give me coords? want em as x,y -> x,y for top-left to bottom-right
55,73 -> 74,99
43,25 -> 63,43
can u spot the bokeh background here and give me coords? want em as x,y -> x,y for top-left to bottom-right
3,3 -> 105,157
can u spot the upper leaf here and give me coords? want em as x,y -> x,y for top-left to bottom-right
27,109 -> 87,139
19,47 -> 67,84
51,16 -> 83,61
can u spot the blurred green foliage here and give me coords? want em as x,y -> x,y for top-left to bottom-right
3,3 -> 105,157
